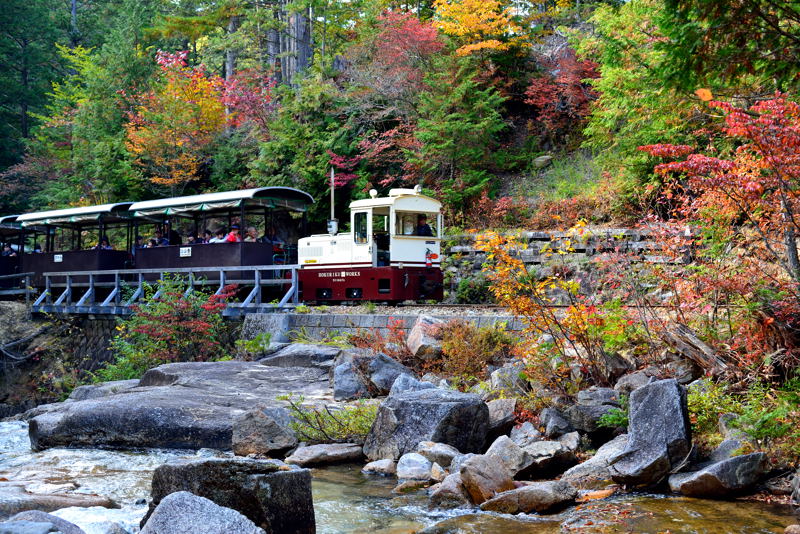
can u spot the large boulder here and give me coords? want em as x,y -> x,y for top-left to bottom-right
285,443 -> 363,467
232,406 -> 297,457
417,442 -> 461,469
144,457 -> 314,534
609,379 -> 691,487
389,375 -> 436,396
0,482 -> 117,519
0,521 -> 61,534
406,316 -> 444,361
479,480 -> 578,514
28,360 -> 329,451
429,473 -> 471,509
258,343 -> 341,369
792,468 -> 800,505
66,380 -> 139,402
363,388 -> 489,461
489,362 -> 528,395
396,453 -> 433,481
561,434 -> 628,488
459,455 -> 515,505
518,441 -> 577,479
332,349 -> 414,400
668,453 -> 767,497
332,362 -> 369,401
509,422 -> 543,448
486,399 -> 517,443
614,371 -> 651,395
539,408 -> 573,438
140,492 -> 265,534
485,436 -> 531,476
7,512 -> 84,534
362,459 -> 396,476
564,387 -> 621,435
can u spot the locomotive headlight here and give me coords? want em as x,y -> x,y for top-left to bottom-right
398,262 -> 404,269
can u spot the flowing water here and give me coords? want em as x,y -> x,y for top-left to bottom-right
0,421 -> 797,533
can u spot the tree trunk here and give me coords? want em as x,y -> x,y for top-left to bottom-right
70,0 -> 79,46
782,198 -> 800,282
224,15 -> 240,82
20,39 -> 29,138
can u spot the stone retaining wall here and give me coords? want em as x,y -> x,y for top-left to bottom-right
243,313 -> 525,342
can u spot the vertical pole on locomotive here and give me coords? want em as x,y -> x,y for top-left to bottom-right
327,167 -> 338,236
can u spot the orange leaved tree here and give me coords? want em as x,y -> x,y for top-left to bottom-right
126,51 -> 227,194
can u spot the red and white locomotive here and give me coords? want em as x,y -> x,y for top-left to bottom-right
297,186 -> 444,302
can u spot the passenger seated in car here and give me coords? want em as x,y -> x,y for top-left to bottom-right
208,229 -> 226,243
153,230 -> 169,247
1,244 -> 16,257
416,214 -> 433,237
244,226 -> 259,242
201,229 -> 213,243
94,237 -> 113,250
147,238 -> 158,248
225,224 -> 242,243
33,244 -> 42,253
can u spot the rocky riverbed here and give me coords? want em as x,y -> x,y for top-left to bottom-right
1,335 -> 799,533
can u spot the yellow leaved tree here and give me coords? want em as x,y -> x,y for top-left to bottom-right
432,0 -> 522,56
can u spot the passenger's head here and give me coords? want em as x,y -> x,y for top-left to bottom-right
148,239 -> 157,248
231,224 -> 240,234
203,229 -> 212,239
135,235 -> 143,243
155,229 -> 163,237
100,237 -> 110,246
246,226 -> 257,238
3,244 -> 11,251
418,214 -> 428,224
216,229 -> 225,238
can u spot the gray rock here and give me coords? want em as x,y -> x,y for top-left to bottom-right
0,521 -> 59,534
417,442 -> 461,468
420,373 -> 442,385
509,421 -> 543,448
332,362 -> 369,401
449,453 -> 477,474
459,455 -> 515,505
397,453 -> 433,480
709,438 -> 744,463
489,363 -> 528,395
791,468 -> 800,504
368,353 -> 414,393
258,343 -> 341,369
431,462 -> 447,482
232,407 -> 297,457
389,375 -> 436,397
429,473 -> 471,509
140,492 -> 266,534
562,434 -> 629,487
565,404 -> 616,434
558,431 -> 581,452
486,399 -> 516,441
362,459 -> 396,476
485,436 -> 530,476
8,512 -> 83,534
363,388 -> 489,461
406,316 -> 444,361
533,154 -> 553,169
609,379 -> 691,486
519,440 -> 578,479
66,380 -> 139,402
665,359 -> 702,385
576,387 -> 620,407
614,372 -> 651,394
539,408 -> 573,438
29,360 -> 330,451
601,353 -> 633,382
144,457 -> 314,534
286,443 -> 363,466
479,480 -> 578,514
0,482 -> 118,518
668,453 -> 767,497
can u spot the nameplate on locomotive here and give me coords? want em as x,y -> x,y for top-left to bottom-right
179,247 -> 192,258
54,254 -> 63,263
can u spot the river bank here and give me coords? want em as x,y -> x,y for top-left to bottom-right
0,421 -> 796,533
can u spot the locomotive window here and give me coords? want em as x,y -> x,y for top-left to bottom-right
354,212 -> 368,244
395,211 -> 438,237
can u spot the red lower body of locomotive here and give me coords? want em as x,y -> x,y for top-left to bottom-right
298,266 -> 443,302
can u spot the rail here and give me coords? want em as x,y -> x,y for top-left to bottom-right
30,265 -> 299,317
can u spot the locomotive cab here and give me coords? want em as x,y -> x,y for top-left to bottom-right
298,187 -> 444,302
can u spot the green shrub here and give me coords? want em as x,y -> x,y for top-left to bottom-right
235,332 -> 272,361
93,277 -> 235,382
598,395 -> 629,429
278,395 -> 379,444
455,274 -> 495,304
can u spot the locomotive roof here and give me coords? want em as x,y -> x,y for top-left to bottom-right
129,187 -> 314,217
349,188 -> 442,211
17,203 -> 134,227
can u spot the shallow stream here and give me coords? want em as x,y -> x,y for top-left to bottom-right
0,421 -> 797,533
